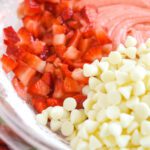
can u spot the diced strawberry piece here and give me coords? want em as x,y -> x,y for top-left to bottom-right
23,16 -> 44,37
102,44 -> 112,56
60,63 -> 72,77
54,45 -> 66,58
62,8 -> 73,21
95,27 -> 111,45
28,79 -> 50,96
64,77 -> 82,93
42,32 -> 53,45
32,40 -> 45,55
63,46 -> 80,60
53,79 -> 64,98
3,26 -> 20,44
67,20 -> 81,30
14,61 -> 36,86
46,0 -> 60,3
17,27 -> 33,44
52,24 -> 66,34
44,63 -> 55,73
41,11 -> 54,28
68,30 -> 81,47
84,46 -> 102,62
47,98 -> 63,107
24,0 -> 42,15
40,46 -> 52,60
53,34 -> 66,45
1,55 -> 17,73
82,26 -> 95,38
21,52 -> 46,72
78,38 -> 91,54
72,68 -> 88,84
46,54 -> 57,62
32,97 -> 47,113
41,72 -> 51,86
53,57 -> 61,67
81,6 -> 97,23
73,94 -> 87,109
6,45 -> 19,58
12,77 -> 29,100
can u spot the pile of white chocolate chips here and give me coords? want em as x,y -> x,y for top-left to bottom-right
36,36 -> 150,150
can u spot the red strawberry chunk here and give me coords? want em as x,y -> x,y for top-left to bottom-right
53,34 -> 66,45
14,61 -> 36,86
41,72 -> 52,86
12,77 -> 29,101
95,27 -> 111,45
32,40 -> 45,55
64,77 -> 83,93
47,98 -> 63,107
68,30 -> 81,47
54,45 -> 66,58
3,26 -> 20,44
21,52 -> 46,73
17,27 -> 33,44
52,24 -> 66,34
61,8 -> 73,21
63,46 -> 80,60
60,63 -> 72,77
1,55 -> 17,73
28,79 -> 50,96
24,0 -> 42,15
32,97 -> 47,113
53,79 -> 64,98
84,46 -> 103,62
81,6 -> 97,23
78,38 -> 91,54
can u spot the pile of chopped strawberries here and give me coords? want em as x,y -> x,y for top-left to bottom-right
1,0 -> 111,113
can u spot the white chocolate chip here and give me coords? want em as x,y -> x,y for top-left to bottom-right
101,71 -> 116,82
141,120 -> 150,136
116,71 -> 129,85
50,106 -> 65,120
140,136 -> 150,148
70,109 -> 86,124
133,103 -> 150,121
36,114 -> 48,125
89,77 -> 101,90
108,51 -> 122,65
98,61 -> 109,72
119,86 -> 132,99
125,36 -> 137,47
120,113 -> 134,128
89,135 -> 102,150
84,120 -> 98,133
50,120 -> 61,131
133,81 -> 146,96
63,97 -> 77,111
83,64 -> 99,77
107,91 -> 121,105
131,130 -> 141,146
125,47 -> 137,59
76,140 -> 89,150
106,106 -> 120,120
108,122 -> 122,136
61,121 -> 74,136
82,85 -> 90,95
116,135 -> 130,148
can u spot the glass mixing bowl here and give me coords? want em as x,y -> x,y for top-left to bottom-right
0,1 -> 70,149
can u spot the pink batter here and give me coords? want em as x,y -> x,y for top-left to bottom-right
76,0 -> 150,47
